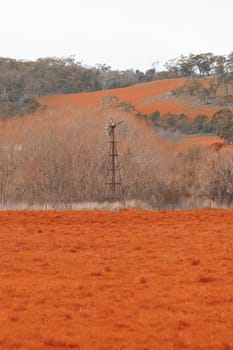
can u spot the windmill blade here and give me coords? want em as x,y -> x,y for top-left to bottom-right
116,119 -> 124,126
105,118 -> 123,137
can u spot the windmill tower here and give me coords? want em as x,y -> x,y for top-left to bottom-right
104,118 -> 124,202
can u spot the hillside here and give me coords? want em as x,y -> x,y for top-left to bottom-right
1,53 -> 232,117
175,134 -> 223,152
39,78 -> 220,118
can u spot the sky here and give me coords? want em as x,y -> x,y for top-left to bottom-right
1,0 -> 232,71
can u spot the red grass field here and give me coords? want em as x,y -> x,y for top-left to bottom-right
176,135 -> 223,152
1,210 -> 233,350
39,78 -> 219,118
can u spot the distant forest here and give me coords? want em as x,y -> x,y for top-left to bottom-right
0,52 -> 232,116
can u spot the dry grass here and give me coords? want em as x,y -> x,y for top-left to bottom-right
0,105 -> 174,208
0,93 -> 231,209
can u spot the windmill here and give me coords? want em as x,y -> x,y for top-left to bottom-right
104,118 -> 124,201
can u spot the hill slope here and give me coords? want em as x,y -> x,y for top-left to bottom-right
39,78 -> 220,118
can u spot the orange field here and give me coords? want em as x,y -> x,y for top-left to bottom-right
39,78 -> 219,118
1,210 -> 233,350
176,135 -> 223,152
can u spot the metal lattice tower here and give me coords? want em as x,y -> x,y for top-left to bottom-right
104,119 -> 124,201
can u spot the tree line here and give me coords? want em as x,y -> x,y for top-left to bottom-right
0,56 -> 156,116
0,52 -> 232,116
148,109 -> 233,145
163,52 -> 233,78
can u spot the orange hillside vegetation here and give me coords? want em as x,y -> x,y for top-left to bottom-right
39,78 -> 219,118
175,135 -> 223,152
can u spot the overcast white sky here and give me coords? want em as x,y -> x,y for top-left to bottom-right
1,0 -> 232,71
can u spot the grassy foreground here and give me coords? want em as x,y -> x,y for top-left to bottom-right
0,209 -> 233,349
